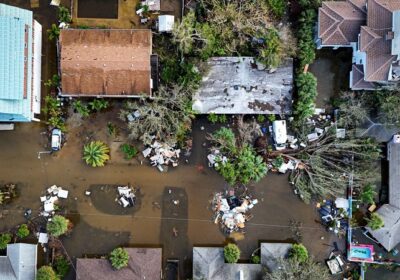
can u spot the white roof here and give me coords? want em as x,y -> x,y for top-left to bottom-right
158,15 -> 174,32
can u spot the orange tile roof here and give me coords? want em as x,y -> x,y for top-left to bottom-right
59,29 -> 152,97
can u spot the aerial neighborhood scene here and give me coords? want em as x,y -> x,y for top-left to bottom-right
1,0 -> 400,279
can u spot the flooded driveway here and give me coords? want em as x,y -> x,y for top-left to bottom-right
0,117 -> 341,278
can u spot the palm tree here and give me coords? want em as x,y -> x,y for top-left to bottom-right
109,248 -> 129,270
47,215 -> 69,237
83,141 -> 110,167
47,24 -> 60,41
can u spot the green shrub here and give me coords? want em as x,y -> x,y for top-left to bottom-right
208,113 -> 219,124
47,215 -> 69,237
107,122 -> 118,137
58,6 -> 71,23
47,24 -> 60,41
0,233 -> 11,250
289,243 -> 309,263
89,99 -> 109,112
44,74 -> 60,87
268,114 -> 276,122
267,0 -> 286,18
16,224 -> 30,239
293,72 -> 317,122
37,266 -> 59,280
272,155 -> 284,168
83,141 -> 110,167
366,213 -> 384,230
72,100 -> 90,117
360,184 -> 377,205
251,254 -> 261,264
110,247 -> 129,270
224,243 -> 241,263
54,256 -> 70,278
257,115 -> 266,123
259,28 -> 283,68
218,114 -> 227,123
120,144 -> 138,160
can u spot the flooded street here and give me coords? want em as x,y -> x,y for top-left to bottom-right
0,118 -> 340,278
0,1 -> 345,278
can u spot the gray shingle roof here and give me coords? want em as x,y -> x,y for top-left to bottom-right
367,204 -> 400,251
192,57 -> 293,114
388,135 -> 400,209
193,243 -> 292,280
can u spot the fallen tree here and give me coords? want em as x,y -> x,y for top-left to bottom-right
276,130 -> 381,203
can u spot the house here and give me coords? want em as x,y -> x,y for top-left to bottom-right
192,243 -> 292,280
367,134 -> 400,251
192,57 -> 293,114
317,0 -> 400,90
58,29 -> 154,97
0,4 -> 42,122
76,247 -> 162,280
0,243 -> 38,280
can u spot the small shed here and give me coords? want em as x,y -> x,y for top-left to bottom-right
158,15 -> 174,32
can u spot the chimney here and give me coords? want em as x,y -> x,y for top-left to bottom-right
386,31 -> 394,40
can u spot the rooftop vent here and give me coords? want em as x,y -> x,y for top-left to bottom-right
386,31 -> 394,40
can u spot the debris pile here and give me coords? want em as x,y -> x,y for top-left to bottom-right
116,186 -> 137,208
40,185 -> 69,217
38,185 -> 69,245
207,150 -> 228,168
317,199 -> 349,236
142,141 -> 181,172
212,190 -> 258,234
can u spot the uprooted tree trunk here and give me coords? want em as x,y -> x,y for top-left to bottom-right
272,132 -> 382,203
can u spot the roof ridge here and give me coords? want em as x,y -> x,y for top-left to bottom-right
366,55 -> 395,80
319,7 -> 340,38
360,26 -> 381,51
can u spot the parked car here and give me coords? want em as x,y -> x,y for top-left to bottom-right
272,120 -> 287,150
51,129 -> 62,151
165,259 -> 179,280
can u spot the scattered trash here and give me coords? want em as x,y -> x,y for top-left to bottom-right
40,185 -> 69,217
38,232 -> 49,244
326,251 -> 346,275
317,199 -> 348,236
142,140 -> 181,171
116,186 -> 137,208
212,189 -> 257,235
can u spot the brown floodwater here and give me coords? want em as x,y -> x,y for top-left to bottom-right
0,116 -> 342,279
309,48 -> 353,108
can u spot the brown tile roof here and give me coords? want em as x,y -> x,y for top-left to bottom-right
361,0 -> 399,81
76,248 -> 162,280
351,64 -> 376,89
318,1 -> 366,45
359,26 -> 381,52
59,29 -> 152,97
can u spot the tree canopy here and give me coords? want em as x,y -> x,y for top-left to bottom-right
224,243 -> 241,263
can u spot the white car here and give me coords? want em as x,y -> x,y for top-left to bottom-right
272,120 -> 287,150
51,129 -> 62,151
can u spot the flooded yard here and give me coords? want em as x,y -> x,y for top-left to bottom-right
309,48 -> 353,108
0,116 -> 341,278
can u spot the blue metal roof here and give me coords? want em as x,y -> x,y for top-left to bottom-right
0,4 -> 34,122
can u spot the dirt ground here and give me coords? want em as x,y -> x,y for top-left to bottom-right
71,0 -> 182,29
0,113 -> 342,278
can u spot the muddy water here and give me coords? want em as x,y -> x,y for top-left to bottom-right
0,117 -> 341,278
309,48 -> 353,108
